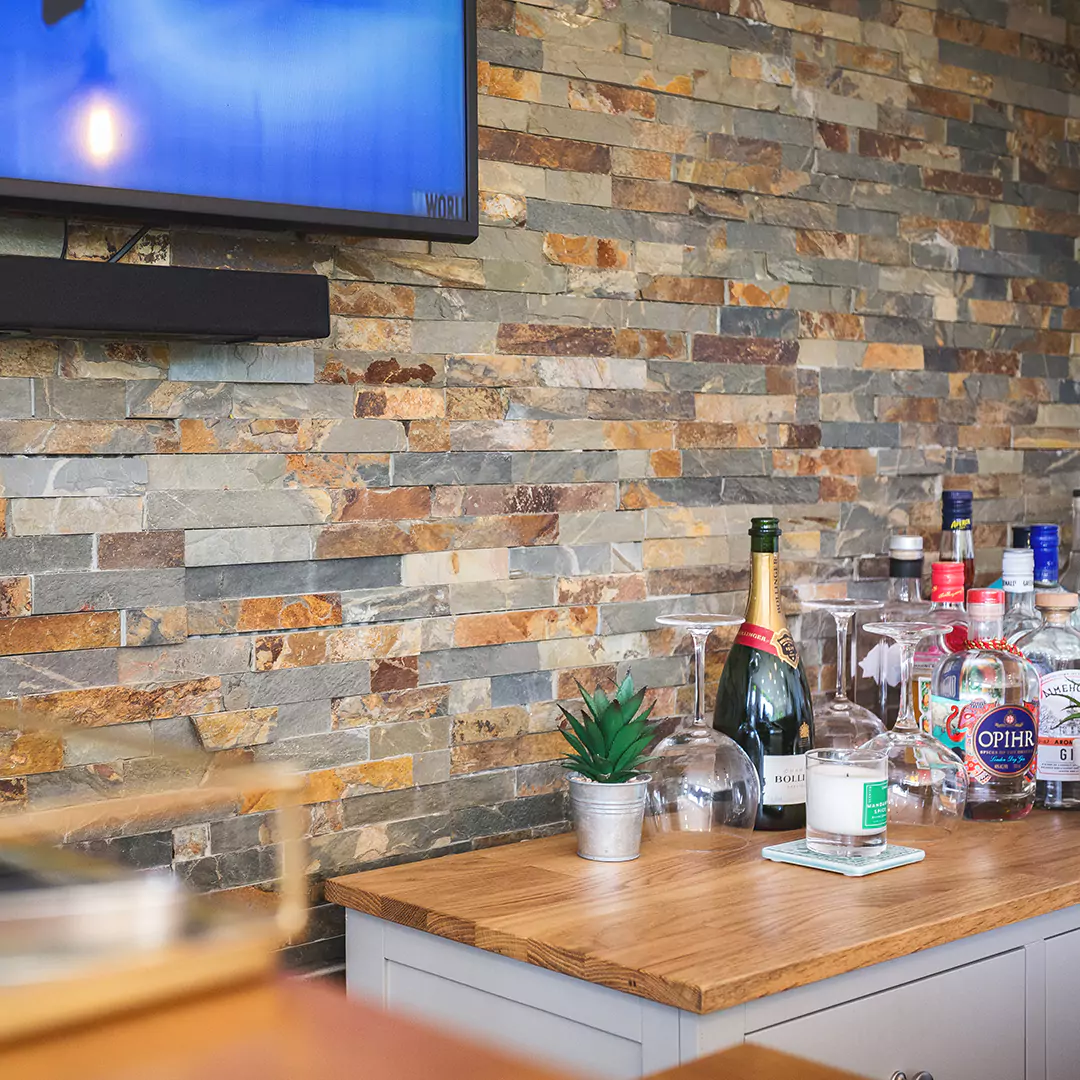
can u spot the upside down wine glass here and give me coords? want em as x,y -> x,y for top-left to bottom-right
859,621 -> 968,843
645,614 -> 760,851
802,599 -> 886,749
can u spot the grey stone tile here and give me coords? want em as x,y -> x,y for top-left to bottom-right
0,457 -> 146,497
145,490 -> 330,529
449,578 -> 556,615
117,638 -> 252,684
0,648 -> 118,698
491,671 -> 554,708
477,27 -> 542,69
222,663 -> 373,710
509,451 -> 619,484
169,344 -> 316,384
186,557 -> 400,601
670,6 -> 790,52
32,379 -> 126,420
391,452 -> 511,486
0,534 -> 94,574
509,544 -> 611,577
146,454 -> 287,490
419,642 -> 541,685
0,214 -> 64,256
274,700 -> 334,740
230,384 -> 354,419
126,381 -> 233,418
185,526 -> 313,568
369,717 -> 452,759
33,570 -> 185,615
254,730 -> 370,769
340,585 -> 450,623
0,379 -> 33,418
820,422 -> 901,449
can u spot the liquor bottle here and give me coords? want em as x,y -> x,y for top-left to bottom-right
930,589 -> 1039,821
1059,491 -> 1080,599
1014,593 -> 1080,811
1002,547 -> 1039,644
939,489 -> 975,591
714,517 -> 814,831
866,535 -> 931,727
1031,523 -> 1063,594
912,562 -> 967,732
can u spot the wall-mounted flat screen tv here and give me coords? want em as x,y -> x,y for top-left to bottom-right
0,0 -> 477,240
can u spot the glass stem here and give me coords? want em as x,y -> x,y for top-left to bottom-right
895,637 -> 918,733
691,629 -> 709,731
833,612 -> 852,701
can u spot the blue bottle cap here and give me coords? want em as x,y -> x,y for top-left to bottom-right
1030,523 -> 1059,585
941,489 -> 973,530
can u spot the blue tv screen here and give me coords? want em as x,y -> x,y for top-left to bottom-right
0,0 -> 476,238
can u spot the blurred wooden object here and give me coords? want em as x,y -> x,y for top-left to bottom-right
0,977 -> 866,1080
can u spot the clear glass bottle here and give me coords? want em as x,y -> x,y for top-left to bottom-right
864,535 -> 931,728
913,562 -> 967,733
1014,593 -> 1080,811
1031,523 -> 1063,594
1058,492 -> 1080,596
1002,547 -> 1040,644
930,589 -> 1039,821
939,489 -> 975,591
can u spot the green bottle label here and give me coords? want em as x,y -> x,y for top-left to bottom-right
862,780 -> 888,830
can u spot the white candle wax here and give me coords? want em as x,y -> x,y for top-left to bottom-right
806,760 -> 887,837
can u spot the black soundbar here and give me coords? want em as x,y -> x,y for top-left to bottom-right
0,255 -> 330,343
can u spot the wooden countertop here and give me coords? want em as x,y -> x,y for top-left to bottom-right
327,812 -> 1080,1014
0,977 -> 868,1080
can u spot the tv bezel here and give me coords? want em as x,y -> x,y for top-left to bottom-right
0,0 -> 479,242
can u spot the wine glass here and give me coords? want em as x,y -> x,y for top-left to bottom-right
801,599 -> 886,749
858,621 -> 967,843
645,614 -> 760,851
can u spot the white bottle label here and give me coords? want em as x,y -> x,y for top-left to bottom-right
1002,572 -> 1033,592
1037,671 -> 1080,782
762,753 -> 806,806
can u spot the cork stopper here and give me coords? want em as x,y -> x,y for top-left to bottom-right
1036,592 -> 1079,611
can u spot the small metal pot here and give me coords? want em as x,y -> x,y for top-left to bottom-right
568,774 -> 647,862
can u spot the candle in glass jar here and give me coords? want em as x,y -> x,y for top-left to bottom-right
805,749 -> 888,854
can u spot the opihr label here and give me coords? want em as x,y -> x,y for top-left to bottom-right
963,701 -> 1038,784
762,753 -> 806,806
1037,671 -> 1080,782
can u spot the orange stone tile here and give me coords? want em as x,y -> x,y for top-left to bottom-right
0,577 -> 31,618
333,685 -> 450,729
329,282 -> 415,318
254,623 -> 418,672
795,230 -> 858,259
354,386 -> 445,420
0,730 -> 64,777
651,449 -> 682,477
453,607 -> 597,648
727,282 -> 791,308
192,708 -> 277,751
487,65 -> 543,102
798,312 -> 866,340
642,275 -> 727,304
408,419 -> 451,452
332,487 -> 432,522
450,731 -> 566,775
244,757 -> 413,812
6,678 -> 223,727
610,146 -> 671,180
0,611 -> 120,657
451,706 -> 531,744
569,80 -> 657,120
555,665 -> 618,699
557,574 -> 647,605
370,655 -> 419,693
862,343 -> 924,369
614,329 -> 687,360
236,594 -> 343,633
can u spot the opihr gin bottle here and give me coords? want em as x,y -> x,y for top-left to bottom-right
1014,593 -> 1080,811
930,588 -> 1039,821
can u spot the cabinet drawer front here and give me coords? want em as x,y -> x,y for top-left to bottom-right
1046,927 -> 1080,1080
749,949 -> 1025,1080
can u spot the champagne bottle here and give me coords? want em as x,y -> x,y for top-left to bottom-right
713,517 -> 814,830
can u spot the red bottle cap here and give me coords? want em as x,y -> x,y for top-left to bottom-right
931,561 -> 966,603
968,588 -> 1004,605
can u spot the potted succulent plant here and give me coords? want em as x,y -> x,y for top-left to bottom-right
558,676 -> 660,862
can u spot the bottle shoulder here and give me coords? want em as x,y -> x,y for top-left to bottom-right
930,645 -> 1041,698
1017,625 -> 1080,672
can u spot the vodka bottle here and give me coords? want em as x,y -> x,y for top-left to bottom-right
1002,547 -> 1040,644
1014,593 -> 1080,811
1031,523 -> 1063,594
930,589 -> 1039,821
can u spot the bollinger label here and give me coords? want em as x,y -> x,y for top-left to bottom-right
734,621 -> 800,669
1037,672 -> 1080,782
762,753 -> 806,806
963,702 -> 1038,783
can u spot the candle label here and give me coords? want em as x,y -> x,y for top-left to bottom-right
862,781 -> 888,830
762,753 -> 806,805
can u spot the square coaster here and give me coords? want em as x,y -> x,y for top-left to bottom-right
761,839 -> 925,877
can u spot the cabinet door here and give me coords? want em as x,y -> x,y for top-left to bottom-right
1046,927 -> 1080,1080
748,949 -> 1025,1080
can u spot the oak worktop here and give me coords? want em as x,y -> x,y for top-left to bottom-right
327,812 -> 1080,1014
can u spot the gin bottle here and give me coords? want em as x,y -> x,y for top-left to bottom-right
1002,547 -> 1040,644
1014,593 -> 1080,811
930,589 -> 1039,821
912,562 -> 967,733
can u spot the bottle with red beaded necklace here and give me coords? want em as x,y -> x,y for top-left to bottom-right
912,562 -> 968,733
929,588 -> 1039,821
